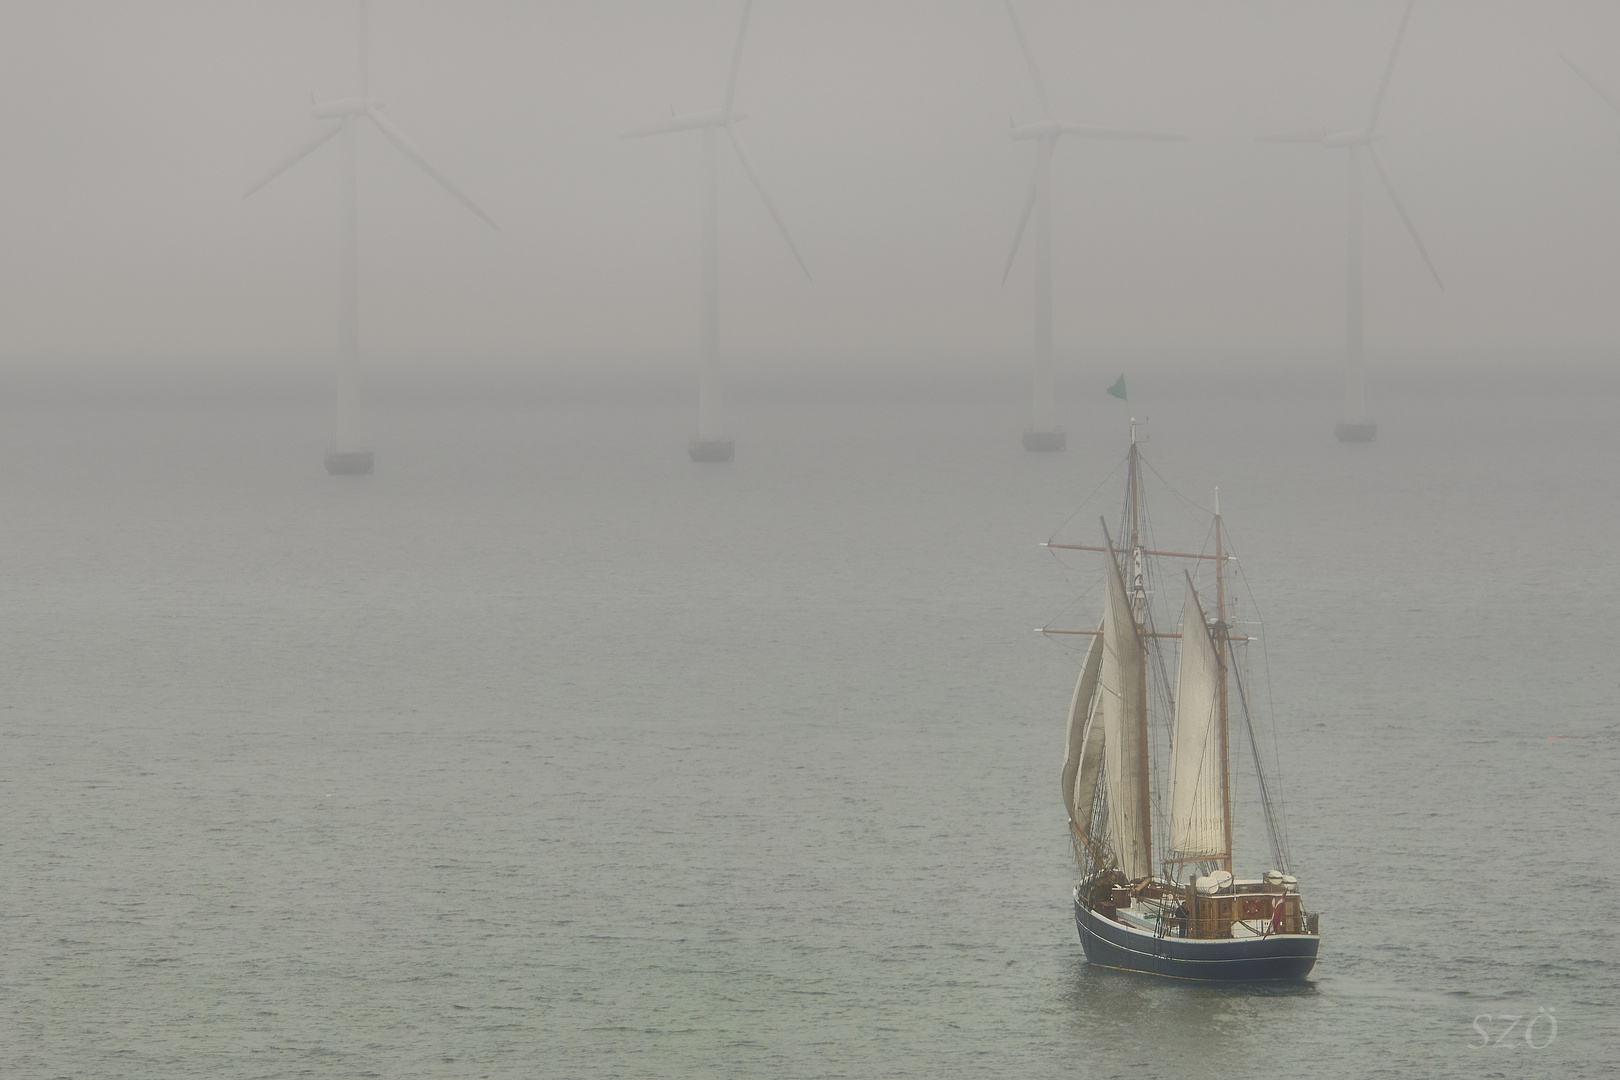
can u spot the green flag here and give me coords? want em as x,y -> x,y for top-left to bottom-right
1106,375 -> 1127,401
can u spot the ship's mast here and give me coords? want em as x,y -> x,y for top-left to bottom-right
1214,488 -> 1233,873
1126,421 -> 1152,876
1127,418 -> 1141,550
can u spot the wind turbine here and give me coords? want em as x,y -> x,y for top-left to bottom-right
1000,0 -> 1187,453
246,0 -> 498,475
1259,0 -> 1442,443
624,0 -> 810,463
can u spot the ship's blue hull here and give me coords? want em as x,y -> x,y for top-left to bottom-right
1075,894 -> 1318,982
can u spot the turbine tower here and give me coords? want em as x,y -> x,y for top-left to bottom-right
246,0 -> 498,475
1000,1 -> 1187,453
624,0 -> 811,463
1260,0 -> 1442,443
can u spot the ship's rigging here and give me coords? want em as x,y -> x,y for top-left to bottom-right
1042,424 -> 1290,887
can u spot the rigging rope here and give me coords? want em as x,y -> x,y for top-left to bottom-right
1229,536 -> 1293,870
1230,651 -> 1290,872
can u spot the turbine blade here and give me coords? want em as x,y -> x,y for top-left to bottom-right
366,108 -> 499,230
1002,166 -> 1038,286
723,123 -> 810,280
1060,122 -> 1189,142
1367,0 -> 1417,131
1366,143 -> 1442,289
724,0 -> 754,112
244,121 -> 343,198
622,112 -> 715,138
1256,129 -> 1325,143
1004,1 -> 1052,119
622,118 -> 683,138
1562,53 -> 1620,121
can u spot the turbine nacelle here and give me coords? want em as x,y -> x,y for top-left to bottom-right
312,96 -> 387,120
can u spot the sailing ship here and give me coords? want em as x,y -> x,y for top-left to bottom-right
1048,421 -> 1319,980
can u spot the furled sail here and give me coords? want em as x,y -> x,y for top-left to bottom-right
1099,531 -> 1150,879
1060,623 -> 1105,841
1167,574 -> 1228,864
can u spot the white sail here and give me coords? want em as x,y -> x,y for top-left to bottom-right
1168,575 -> 1228,863
1060,623 -> 1105,839
1100,541 -> 1150,879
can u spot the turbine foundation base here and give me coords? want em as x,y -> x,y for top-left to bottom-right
325,450 -> 375,475
688,438 -> 735,463
1022,428 -> 1067,452
1334,422 -> 1377,443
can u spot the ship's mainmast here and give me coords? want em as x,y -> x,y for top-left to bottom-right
1125,421 -> 1152,876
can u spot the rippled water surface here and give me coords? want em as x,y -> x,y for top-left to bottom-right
2,391 -> 1615,1078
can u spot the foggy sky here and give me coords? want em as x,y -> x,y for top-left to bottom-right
3,0 -> 1620,390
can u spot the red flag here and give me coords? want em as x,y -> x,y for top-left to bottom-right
1265,898 -> 1286,936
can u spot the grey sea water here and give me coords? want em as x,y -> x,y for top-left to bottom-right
1,388 -> 1615,1078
